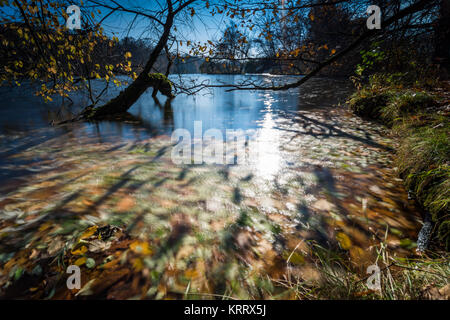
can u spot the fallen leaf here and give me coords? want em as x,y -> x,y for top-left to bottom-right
117,196 -> 135,212
130,240 -> 152,255
80,225 -> 98,240
336,232 -> 352,250
74,257 -> 87,266
71,245 -> 88,255
86,258 -> 96,269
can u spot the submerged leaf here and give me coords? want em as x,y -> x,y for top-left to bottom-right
336,232 -> 352,250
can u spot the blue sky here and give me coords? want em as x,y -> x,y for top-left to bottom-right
87,0 -> 229,44
0,0 -> 230,44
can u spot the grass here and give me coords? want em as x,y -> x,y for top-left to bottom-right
275,238 -> 449,300
348,81 -> 450,250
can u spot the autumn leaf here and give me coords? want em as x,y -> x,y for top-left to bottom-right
132,257 -> 144,271
74,257 -> 87,266
184,268 -> 199,279
71,245 -> 88,255
80,225 -> 98,240
86,258 -> 96,269
336,232 -> 352,250
130,240 -> 152,255
117,196 -> 135,212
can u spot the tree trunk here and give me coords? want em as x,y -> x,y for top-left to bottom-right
81,72 -> 174,120
81,11 -> 175,120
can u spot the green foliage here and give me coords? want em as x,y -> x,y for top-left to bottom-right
277,241 -> 450,299
356,42 -> 386,77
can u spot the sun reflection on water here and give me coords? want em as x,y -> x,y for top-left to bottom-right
251,93 -> 282,181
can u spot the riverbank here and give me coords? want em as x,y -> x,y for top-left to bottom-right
348,79 -> 450,251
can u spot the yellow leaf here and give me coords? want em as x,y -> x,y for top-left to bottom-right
184,268 -> 198,279
80,226 -> 98,240
336,232 -> 352,250
130,241 -> 152,255
74,257 -> 87,266
132,257 -> 143,271
310,14 -> 315,21
39,221 -> 53,232
71,245 -> 88,255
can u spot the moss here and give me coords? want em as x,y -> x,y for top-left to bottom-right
148,72 -> 173,97
148,72 -> 172,85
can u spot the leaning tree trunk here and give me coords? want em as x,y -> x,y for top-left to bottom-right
80,11 -> 175,120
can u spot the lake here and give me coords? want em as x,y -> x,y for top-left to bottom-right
0,75 -> 421,299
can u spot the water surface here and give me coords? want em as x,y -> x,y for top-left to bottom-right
0,75 -> 421,299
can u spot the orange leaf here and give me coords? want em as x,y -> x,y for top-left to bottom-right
130,241 -> 152,255
117,196 -> 135,212
71,245 -> 88,255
